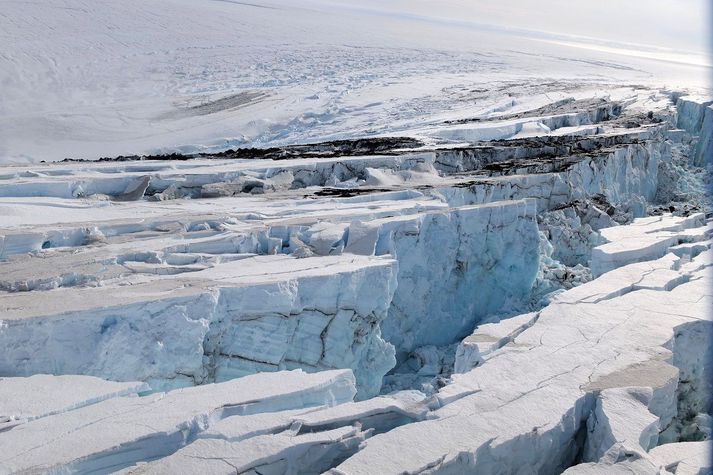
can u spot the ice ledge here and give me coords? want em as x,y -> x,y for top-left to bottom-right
591,213 -> 708,277
0,374 -> 148,432
333,217 -> 711,474
0,255 -> 397,399
0,369 -> 356,474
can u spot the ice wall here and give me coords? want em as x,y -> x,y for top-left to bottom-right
439,142 -> 664,213
676,96 -> 713,166
695,105 -> 713,165
373,200 -> 540,354
0,256 -> 397,399
334,217 -> 712,474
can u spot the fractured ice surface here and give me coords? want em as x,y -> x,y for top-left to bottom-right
0,155 -> 554,391
0,375 -> 148,431
0,369 -> 356,474
126,392 -> 430,474
695,105 -> 713,166
0,87 -> 711,474
127,426 -> 368,475
334,217 -> 712,474
580,387 -> 670,466
453,311 -> 540,373
649,441 -> 713,474
374,199 -> 540,353
0,369 -> 432,475
592,213 -> 709,276
0,255 -> 397,398
675,96 -> 713,167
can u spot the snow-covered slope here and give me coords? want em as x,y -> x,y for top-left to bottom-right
1,0 -> 710,163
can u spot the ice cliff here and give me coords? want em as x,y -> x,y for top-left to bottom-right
0,87 -> 711,474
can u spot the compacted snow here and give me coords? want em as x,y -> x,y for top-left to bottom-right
0,0 -> 711,474
1,0 -> 710,164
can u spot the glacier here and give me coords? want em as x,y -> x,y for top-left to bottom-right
0,90 -> 710,474
0,255 -> 398,398
1,210 -> 710,474
0,0 -> 712,473
333,216 -> 713,474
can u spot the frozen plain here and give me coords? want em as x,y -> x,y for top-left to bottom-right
1,0 -> 712,474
